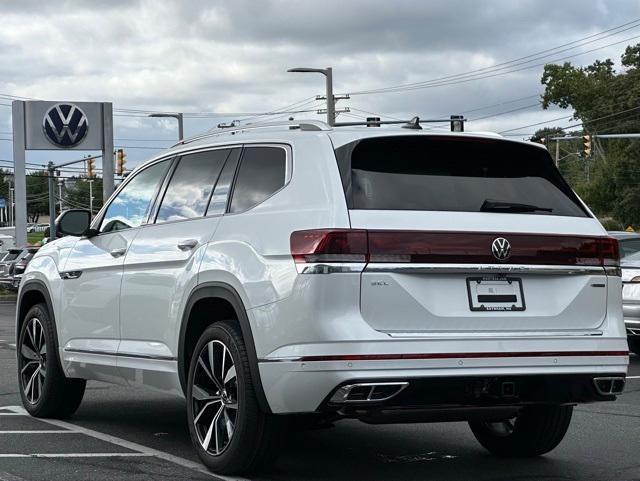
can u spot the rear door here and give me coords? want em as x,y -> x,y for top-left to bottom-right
333,135 -> 612,334
118,147 -> 240,373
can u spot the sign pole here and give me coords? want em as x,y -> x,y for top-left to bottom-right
11,101 -> 27,247
101,102 -> 114,200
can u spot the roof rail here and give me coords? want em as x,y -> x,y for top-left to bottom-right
334,115 -> 466,131
171,114 -> 467,148
173,120 -> 332,147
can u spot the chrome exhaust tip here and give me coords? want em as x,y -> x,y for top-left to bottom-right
329,382 -> 409,403
593,377 -> 626,396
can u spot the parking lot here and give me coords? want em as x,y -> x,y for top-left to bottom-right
0,301 -> 638,481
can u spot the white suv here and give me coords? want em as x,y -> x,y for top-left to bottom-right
17,120 -> 628,474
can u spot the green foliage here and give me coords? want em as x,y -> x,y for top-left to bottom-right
63,177 -> 104,213
541,44 -> 640,227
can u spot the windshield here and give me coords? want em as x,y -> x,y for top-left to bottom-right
334,136 -> 589,217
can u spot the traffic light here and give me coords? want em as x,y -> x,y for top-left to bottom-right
116,149 -> 127,176
582,135 -> 592,158
86,157 -> 96,178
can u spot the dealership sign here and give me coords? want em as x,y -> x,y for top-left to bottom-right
11,99 -> 114,247
43,103 -> 89,148
23,101 -> 107,151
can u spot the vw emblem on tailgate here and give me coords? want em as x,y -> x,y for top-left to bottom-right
491,237 -> 511,261
43,103 -> 88,148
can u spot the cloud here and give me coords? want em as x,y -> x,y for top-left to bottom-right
0,0 -> 638,167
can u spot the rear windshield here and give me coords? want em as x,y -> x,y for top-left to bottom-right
334,136 -> 589,217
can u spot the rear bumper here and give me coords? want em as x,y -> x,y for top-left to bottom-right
258,341 -> 628,413
322,374 -> 625,424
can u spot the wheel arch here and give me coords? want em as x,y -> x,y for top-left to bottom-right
17,280 -> 59,350
178,282 -> 271,413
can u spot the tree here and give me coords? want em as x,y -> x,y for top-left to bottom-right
541,44 -> 640,227
26,172 -> 49,222
64,177 -> 104,214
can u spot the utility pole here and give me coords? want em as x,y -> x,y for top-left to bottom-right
47,162 -> 56,239
58,180 -> 63,213
287,67 -> 336,126
555,139 -> 560,168
9,186 -> 14,227
88,179 -> 94,215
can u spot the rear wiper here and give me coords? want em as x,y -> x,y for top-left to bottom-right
481,199 -> 553,213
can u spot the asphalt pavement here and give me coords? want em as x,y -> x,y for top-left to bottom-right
1,301 -> 639,481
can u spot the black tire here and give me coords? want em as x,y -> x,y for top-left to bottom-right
628,338 -> 640,356
186,321 -> 286,474
469,405 -> 573,457
17,303 -> 86,418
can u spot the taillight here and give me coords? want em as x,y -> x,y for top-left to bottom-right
290,230 -> 620,267
595,237 -> 619,267
290,229 -> 368,263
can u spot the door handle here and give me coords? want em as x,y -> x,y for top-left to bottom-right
177,239 -> 198,251
110,247 -> 127,258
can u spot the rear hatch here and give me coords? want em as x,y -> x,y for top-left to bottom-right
333,134 -> 615,334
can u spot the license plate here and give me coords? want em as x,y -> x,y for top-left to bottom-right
466,276 -> 525,311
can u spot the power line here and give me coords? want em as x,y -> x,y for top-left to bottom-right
499,105 -> 640,134
350,19 -> 640,95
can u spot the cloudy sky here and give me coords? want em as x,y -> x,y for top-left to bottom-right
1,0 -> 639,171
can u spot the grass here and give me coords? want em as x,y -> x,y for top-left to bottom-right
0,286 -> 16,299
27,232 -> 45,245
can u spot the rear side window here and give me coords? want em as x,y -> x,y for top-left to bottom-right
229,146 -> 286,213
334,136 -> 588,217
155,149 -> 230,223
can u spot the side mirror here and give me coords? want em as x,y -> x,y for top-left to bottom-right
56,209 -> 92,237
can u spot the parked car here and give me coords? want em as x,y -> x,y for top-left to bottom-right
0,234 -> 16,251
0,248 -> 31,284
609,231 -> 640,355
16,120 -> 628,475
7,247 -> 39,290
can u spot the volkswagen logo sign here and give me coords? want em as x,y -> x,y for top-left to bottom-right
42,103 -> 88,148
491,237 -> 511,261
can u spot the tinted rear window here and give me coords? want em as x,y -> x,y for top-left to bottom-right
334,136 -> 588,217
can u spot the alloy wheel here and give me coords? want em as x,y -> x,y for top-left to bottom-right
19,318 -> 47,404
192,340 -> 238,455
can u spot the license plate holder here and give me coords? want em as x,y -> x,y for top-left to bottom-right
466,276 -> 525,312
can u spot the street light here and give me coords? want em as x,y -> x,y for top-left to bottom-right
149,112 -> 184,140
287,67 -> 335,126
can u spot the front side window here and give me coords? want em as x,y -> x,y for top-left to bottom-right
100,159 -> 170,233
229,146 -> 286,213
155,149 -> 230,223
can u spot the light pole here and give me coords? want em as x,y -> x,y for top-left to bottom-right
9,186 -> 14,227
149,113 -> 184,140
287,67 -> 335,126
